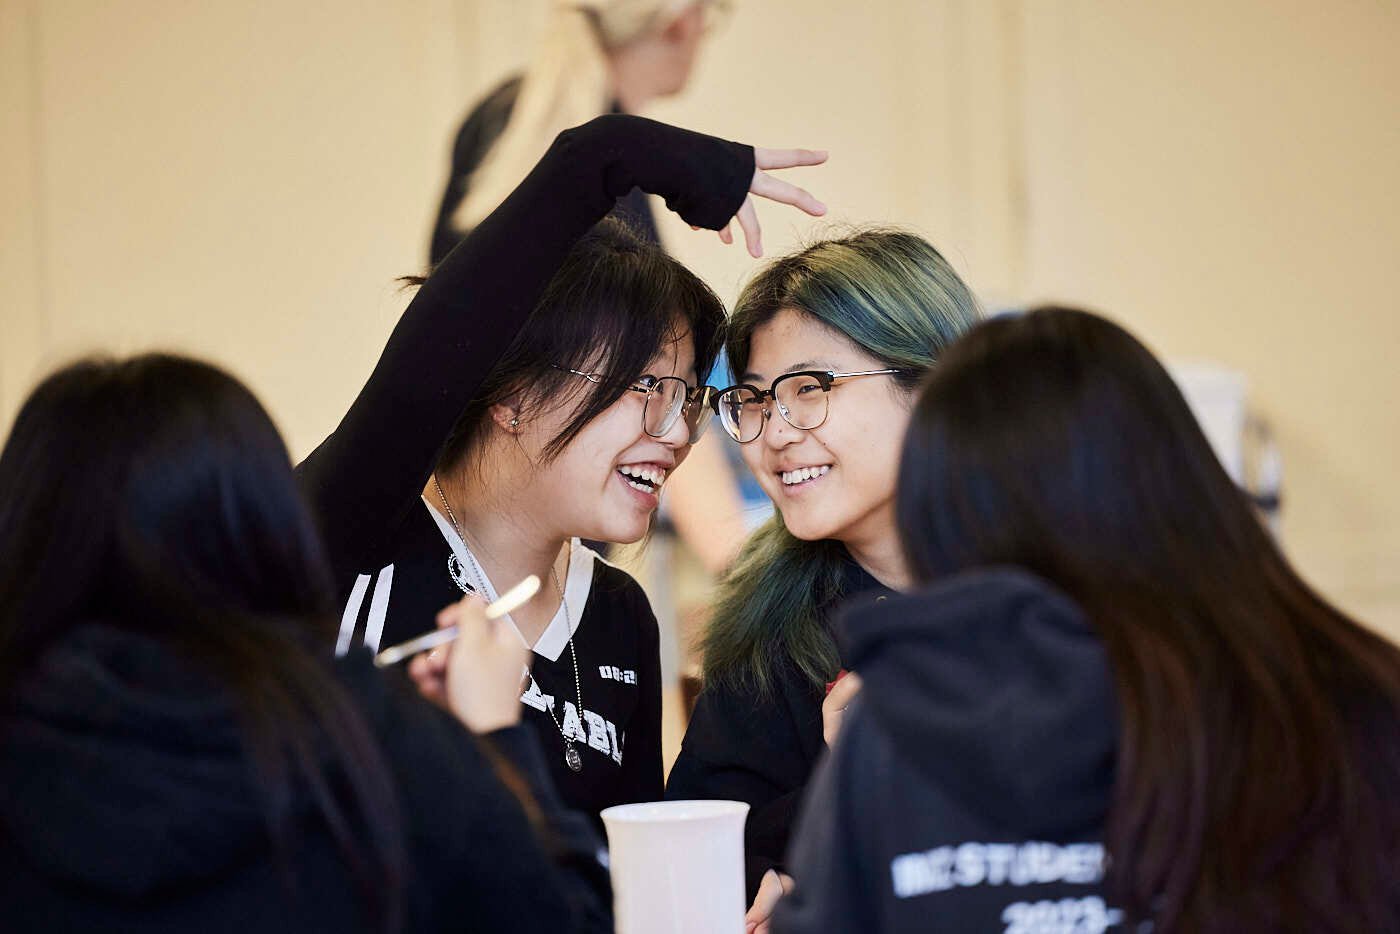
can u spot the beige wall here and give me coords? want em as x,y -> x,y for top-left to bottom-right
3,0 -> 1397,633
0,0 -> 469,457
1016,1 -> 1400,633
0,0 -> 44,416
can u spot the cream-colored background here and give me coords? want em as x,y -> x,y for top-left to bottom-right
2,0 -> 1397,634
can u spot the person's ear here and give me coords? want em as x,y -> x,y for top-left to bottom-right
490,401 -> 523,433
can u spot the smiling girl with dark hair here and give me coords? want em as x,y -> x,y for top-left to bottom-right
668,230 -> 981,909
299,114 -> 826,825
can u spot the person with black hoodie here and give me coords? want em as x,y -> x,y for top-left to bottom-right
0,355 -> 609,933
773,570 -> 1119,933
773,308 -> 1400,933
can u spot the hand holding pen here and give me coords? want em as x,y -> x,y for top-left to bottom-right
394,577 -> 538,734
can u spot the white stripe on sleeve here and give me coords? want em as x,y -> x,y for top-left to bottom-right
363,563 -> 395,653
336,573 -> 372,658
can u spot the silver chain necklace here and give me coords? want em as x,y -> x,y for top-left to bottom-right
433,475 -> 586,772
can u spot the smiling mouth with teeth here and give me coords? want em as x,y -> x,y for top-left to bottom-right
618,464 -> 668,495
780,465 -> 831,486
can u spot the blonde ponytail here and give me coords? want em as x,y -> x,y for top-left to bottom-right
453,1 -> 689,233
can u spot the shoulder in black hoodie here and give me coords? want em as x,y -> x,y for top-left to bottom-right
772,568 -> 1127,933
0,624 -> 611,933
667,551 -> 893,899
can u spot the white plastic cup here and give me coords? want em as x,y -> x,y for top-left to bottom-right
601,799 -> 750,934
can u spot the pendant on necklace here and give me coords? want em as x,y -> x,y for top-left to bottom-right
564,743 -> 583,772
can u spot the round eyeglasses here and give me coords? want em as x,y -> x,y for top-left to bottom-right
711,369 -> 906,443
555,366 -> 716,444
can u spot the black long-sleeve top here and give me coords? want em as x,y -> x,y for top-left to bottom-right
666,552 -> 893,899
296,115 -> 754,823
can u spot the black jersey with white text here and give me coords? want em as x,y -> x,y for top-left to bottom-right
292,116 -> 752,822
331,500 -> 663,823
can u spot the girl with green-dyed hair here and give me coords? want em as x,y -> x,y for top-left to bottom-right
666,229 -> 982,913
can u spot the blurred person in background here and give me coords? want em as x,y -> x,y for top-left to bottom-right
773,308 -> 1400,933
666,230 -> 982,920
429,0 -> 726,264
0,355 -> 612,933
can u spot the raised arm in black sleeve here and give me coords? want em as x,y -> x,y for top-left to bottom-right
297,115 -> 753,575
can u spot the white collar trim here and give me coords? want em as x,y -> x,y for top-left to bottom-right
421,497 -> 594,663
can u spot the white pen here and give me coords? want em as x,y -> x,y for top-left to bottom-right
373,574 -> 541,668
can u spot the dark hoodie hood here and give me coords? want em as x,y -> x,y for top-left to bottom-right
841,567 -> 1117,838
0,624 -> 272,897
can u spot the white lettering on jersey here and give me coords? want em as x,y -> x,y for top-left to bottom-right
519,688 -> 625,764
1001,895 -> 1125,933
986,844 -> 1016,885
520,678 -> 554,713
892,842 -> 1106,899
598,665 -> 637,684
606,720 -> 622,765
583,709 -> 612,754
560,701 -> 588,743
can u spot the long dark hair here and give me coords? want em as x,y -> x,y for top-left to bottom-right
434,217 -> 726,476
0,355 -> 405,930
703,229 -> 981,695
897,307 -> 1400,931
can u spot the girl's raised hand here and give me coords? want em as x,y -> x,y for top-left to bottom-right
702,147 -> 829,258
